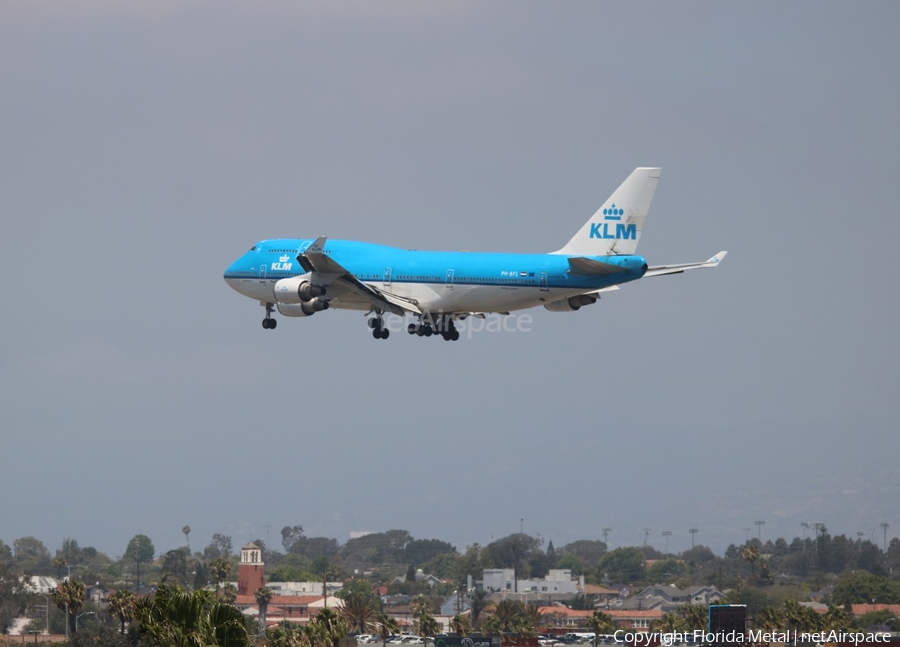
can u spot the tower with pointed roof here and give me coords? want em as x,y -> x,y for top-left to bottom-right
237,542 -> 265,595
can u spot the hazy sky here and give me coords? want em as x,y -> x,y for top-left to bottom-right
2,2 -> 898,562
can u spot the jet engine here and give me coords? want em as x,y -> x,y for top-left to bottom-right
543,294 -> 597,312
277,298 -> 330,317
273,274 -> 327,304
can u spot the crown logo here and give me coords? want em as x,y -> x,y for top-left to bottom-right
279,255 -> 290,263
603,204 -> 624,218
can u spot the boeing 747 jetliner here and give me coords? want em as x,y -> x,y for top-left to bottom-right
224,168 -> 726,341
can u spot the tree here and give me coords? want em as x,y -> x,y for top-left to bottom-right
376,612 -> 400,647
135,583 -> 251,647
13,536 -> 51,573
210,557 -> 231,597
107,589 -> 137,634
832,571 -> 900,606
597,547 -> 645,583
755,607 -> 783,631
451,614 -> 472,636
160,548 -> 189,586
182,526 -> 191,553
58,538 -> 83,565
559,540 -> 608,568
556,554 -> 586,577
204,533 -> 233,560
0,561 -> 28,634
256,586 -> 273,634
309,607 -> 348,647
339,580 -> 380,634
821,605 -> 853,632
52,579 -> 86,636
589,611 -> 618,647
282,525 -> 306,552
679,605 -> 708,632
653,613 -> 687,633
124,534 -> 155,593
493,599 -> 526,633
467,589 -> 487,627
740,545 -> 759,578
482,615 -> 503,640
647,559 -> 688,582
405,539 -> 457,566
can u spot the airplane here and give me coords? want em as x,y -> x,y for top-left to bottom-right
223,167 -> 726,341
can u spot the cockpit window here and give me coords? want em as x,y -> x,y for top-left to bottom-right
249,246 -> 256,251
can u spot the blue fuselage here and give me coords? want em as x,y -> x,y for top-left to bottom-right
224,238 -> 647,314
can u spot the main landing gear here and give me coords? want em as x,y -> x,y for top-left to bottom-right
407,315 -> 460,341
368,316 -> 390,340
262,303 -> 277,330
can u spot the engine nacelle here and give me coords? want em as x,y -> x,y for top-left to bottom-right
543,294 -> 598,312
276,298 -> 330,317
273,274 -> 327,304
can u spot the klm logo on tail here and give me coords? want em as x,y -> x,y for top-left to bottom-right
590,203 -> 636,240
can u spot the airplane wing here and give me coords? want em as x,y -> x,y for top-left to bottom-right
297,237 -> 421,315
643,251 -> 728,278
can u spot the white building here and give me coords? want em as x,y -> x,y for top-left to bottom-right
481,568 -> 579,594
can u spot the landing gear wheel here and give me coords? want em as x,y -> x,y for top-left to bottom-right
381,329 -> 390,340
262,302 -> 277,330
451,329 -> 459,341
407,323 -> 417,335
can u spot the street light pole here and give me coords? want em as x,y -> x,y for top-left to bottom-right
76,611 -> 95,632
754,520 -> 765,544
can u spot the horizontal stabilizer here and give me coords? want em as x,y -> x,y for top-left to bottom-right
567,256 -> 628,276
644,250 -> 728,277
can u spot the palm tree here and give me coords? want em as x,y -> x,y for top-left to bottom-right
341,591 -> 379,634
210,557 -> 231,597
310,607 -> 349,647
589,610 -> 618,647
482,615 -> 504,646
653,613 -> 687,633
511,617 -> 536,643
182,526 -> 191,553
525,605 -> 543,634
52,579 -> 85,636
107,589 -> 138,634
222,583 -> 238,604
821,605 -> 852,632
678,605 -> 708,632
450,614 -> 471,636
493,599 -> 525,633
135,583 -> 251,647
740,545 -> 759,577
417,615 -> 441,647
376,612 -> 400,647
52,556 -> 67,579
755,607 -> 783,632
470,590 -> 488,627
256,585 -> 273,634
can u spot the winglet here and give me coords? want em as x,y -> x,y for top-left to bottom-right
704,251 -> 728,266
